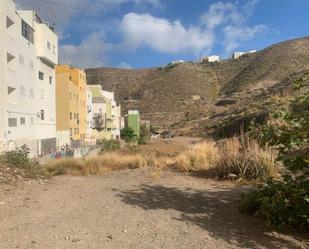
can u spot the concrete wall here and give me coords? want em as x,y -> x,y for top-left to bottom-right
0,1 -> 58,157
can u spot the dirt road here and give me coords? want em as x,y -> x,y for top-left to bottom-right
0,168 -> 307,249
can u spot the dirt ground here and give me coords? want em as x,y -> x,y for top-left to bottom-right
0,169 -> 308,249
0,138 -> 308,249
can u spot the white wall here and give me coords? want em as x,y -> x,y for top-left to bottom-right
86,88 -> 93,138
0,2 -> 58,157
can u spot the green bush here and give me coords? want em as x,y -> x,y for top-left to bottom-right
0,145 -> 36,169
241,82 -> 309,230
240,178 -> 309,230
121,127 -> 137,143
100,140 -> 121,153
139,124 -> 151,144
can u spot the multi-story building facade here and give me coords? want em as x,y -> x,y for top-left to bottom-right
88,85 -> 121,141
0,0 -> 58,157
55,65 -> 87,148
86,88 -> 93,140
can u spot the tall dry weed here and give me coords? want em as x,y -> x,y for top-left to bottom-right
46,152 -> 146,176
173,141 -> 218,172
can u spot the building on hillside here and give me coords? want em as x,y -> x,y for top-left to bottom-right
88,85 -> 121,141
232,50 -> 256,59
201,55 -> 220,63
169,60 -> 185,65
55,65 -> 87,148
127,110 -> 140,139
0,0 -> 58,157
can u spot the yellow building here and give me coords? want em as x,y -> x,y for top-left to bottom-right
55,65 -> 87,146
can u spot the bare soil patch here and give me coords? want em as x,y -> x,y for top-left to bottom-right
0,168 -> 307,249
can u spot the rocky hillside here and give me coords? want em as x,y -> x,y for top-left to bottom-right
86,37 -> 309,136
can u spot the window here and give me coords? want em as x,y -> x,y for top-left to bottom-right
38,71 -> 44,80
7,53 -> 15,63
39,89 -> 45,99
49,76 -> 53,84
19,54 -> 24,65
6,16 -> 14,29
8,118 -> 17,127
8,86 -> 16,95
70,128 -> 72,136
47,41 -> 51,50
29,60 -> 34,69
70,112 -> 72,120
69,76 -> 72,81
20,86 -> 25,96
40,110 -> 45,120
20,117 -> 26,125
30,117 -> 35,125
52,45 -> 56,54
21,20 -> 34,44
29,89 -> 34,98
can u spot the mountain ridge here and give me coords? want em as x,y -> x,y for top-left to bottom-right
86,36 -> 309,136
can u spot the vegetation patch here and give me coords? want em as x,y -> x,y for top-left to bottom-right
45,152 -> 146,176
170,137 -> 280,181
240,86 -> 309,231
0,146 -> 49,182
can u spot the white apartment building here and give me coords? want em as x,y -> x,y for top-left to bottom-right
232,50 -> 257,59
86,88 -> 93,140
0,0 -> 58,157
201,55 -> 220,63
101,90 -> 121,139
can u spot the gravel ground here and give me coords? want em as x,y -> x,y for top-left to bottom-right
0,168 -> 308,249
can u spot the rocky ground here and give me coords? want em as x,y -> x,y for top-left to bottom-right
0,167 -> 308,249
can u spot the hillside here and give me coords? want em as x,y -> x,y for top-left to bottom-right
86,37 -> 309,136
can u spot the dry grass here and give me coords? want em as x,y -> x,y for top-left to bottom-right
46,152 -> 146,176
215,137 -> 280,181
173,141 -> 218,172
45,136 -> 280,181
169,137 -> 281,181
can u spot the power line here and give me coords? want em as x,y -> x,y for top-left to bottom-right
20,0 -> 175,26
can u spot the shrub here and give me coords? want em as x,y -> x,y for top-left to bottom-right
171,138 -> 280,181
240,178 -> 309,231
46,152 -> 146,176
241,85 -> 309,230
215,136 -> 280,181
100,139 -> 121,153
0,145 -> 36,169
173,141 -> 218,172
121,127 -> 137,143
139,124 -> 151,144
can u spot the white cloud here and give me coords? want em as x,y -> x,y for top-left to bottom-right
59,32 -> 111,68
16,0 -> 162,37
119,62 -> 133,69
223,24 -> 267,53
200,0 -> 267,53
120,13 -> 214,55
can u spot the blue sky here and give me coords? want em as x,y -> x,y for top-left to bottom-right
18,0 -> 309,69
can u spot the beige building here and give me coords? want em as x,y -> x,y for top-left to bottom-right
55,65 -> 87,148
